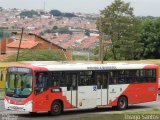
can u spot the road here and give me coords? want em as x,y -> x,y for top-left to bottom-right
0,96 -> 160,120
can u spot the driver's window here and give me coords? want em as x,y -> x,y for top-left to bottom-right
35,72 -> 49,94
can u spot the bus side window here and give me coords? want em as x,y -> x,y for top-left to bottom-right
139,70 -> 146,83
145,69 -> 156,83
51,72 -> 65,87
79,71 -> 93,86
130,70 -> 137,83
109,71 -> 117,85
35,72 -> 49,94
118,70 -> 126,84
151,70 -> 156,82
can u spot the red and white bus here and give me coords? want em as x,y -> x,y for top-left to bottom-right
4,63 -> 158,115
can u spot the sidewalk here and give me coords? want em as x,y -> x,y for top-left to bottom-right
0,89 -> 4,100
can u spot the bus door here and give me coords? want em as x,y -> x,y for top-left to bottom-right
66,72 -> 78,108
96,72 -> 108,106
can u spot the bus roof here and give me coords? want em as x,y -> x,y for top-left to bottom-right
13,63 -> 157,71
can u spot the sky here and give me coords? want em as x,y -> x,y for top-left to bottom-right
0,0 -> 160,16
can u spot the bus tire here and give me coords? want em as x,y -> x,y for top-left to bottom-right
29,112 -> 37,115
49,101 -> 63,116
117,96 -> 128,110
112,106 -> 116,110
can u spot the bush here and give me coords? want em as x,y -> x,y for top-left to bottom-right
4,49 -> 66,62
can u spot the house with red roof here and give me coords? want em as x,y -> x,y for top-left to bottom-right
1,33 -> 72,60
6,33 -> 66,52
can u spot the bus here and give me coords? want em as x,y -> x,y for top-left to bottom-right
4,63 -> 158,115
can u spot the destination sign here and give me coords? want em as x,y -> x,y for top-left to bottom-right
87,66 -> 116,70
8,67 -> 31,73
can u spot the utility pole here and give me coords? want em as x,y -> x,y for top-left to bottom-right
16,27 -> 24,61
99,17 -> 104,64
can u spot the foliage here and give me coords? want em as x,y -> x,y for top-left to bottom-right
92,46 -> 99,55
73,53 -> 98,61
73,55 -> 88,61
139,16 -> 159,21
140,18 -> 160,59
52,26 -> 58,30
44,27 -> 70,34
97,0 -> 143,60
85,29 -> 90,36
63,13 -> 77,17
58,27 -> 70,34
20,10 -> 39,18
4,50 -> 66,62
50,10 -> 62,16
50,9 -> 77,18
0,7 -> 3,11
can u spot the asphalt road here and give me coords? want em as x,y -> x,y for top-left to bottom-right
0,96 -> 160,120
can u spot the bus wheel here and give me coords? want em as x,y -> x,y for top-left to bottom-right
29,112 -> 37,115
117,96 -> 128,110
50,101 -> 62,116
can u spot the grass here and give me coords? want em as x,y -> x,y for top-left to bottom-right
0,90 -> 4,99
70,109 -> 160,120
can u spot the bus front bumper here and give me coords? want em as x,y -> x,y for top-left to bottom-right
4,100 -> 32,112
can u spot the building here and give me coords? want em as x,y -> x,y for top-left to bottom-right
1,32 -> 72,60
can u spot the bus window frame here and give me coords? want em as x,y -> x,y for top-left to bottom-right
34,71 -> 49,95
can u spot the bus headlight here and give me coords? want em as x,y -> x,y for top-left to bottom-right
25,101 -> 32,106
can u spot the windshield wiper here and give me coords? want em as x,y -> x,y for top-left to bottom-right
13,94 -> 19,98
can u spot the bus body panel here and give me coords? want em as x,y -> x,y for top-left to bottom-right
108,83 -> 158,106
78,86 -> 97,108
108,84 -> 129,106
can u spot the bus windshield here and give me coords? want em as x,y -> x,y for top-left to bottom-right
6,67 -> 32,98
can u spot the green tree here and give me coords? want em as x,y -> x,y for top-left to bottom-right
97,0 -> 143,60
20,10 -> 39,18
85,29 -> 90,36
4,50 -> 66,62
63,13 -> 77,18
44,27 -> 70,34
58,27 -> 70,34
50,10 -> 62,16
0,7 -> 3,11
140,18 -> 160,59
52,26 -> 58,30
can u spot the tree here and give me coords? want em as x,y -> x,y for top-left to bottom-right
44,27 -> 70,34
58,27 -> 70,34
50,10 -> 62,16
0,7 -> 3,11
20,10 -> 39,18
50,10 -> 77,18
85,29 -> 90,36
52,26 -> 58,30
4,50 -> 66,62
140,18 -> 160,59
97,0 -> 143,60
63,13 -> 77,18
